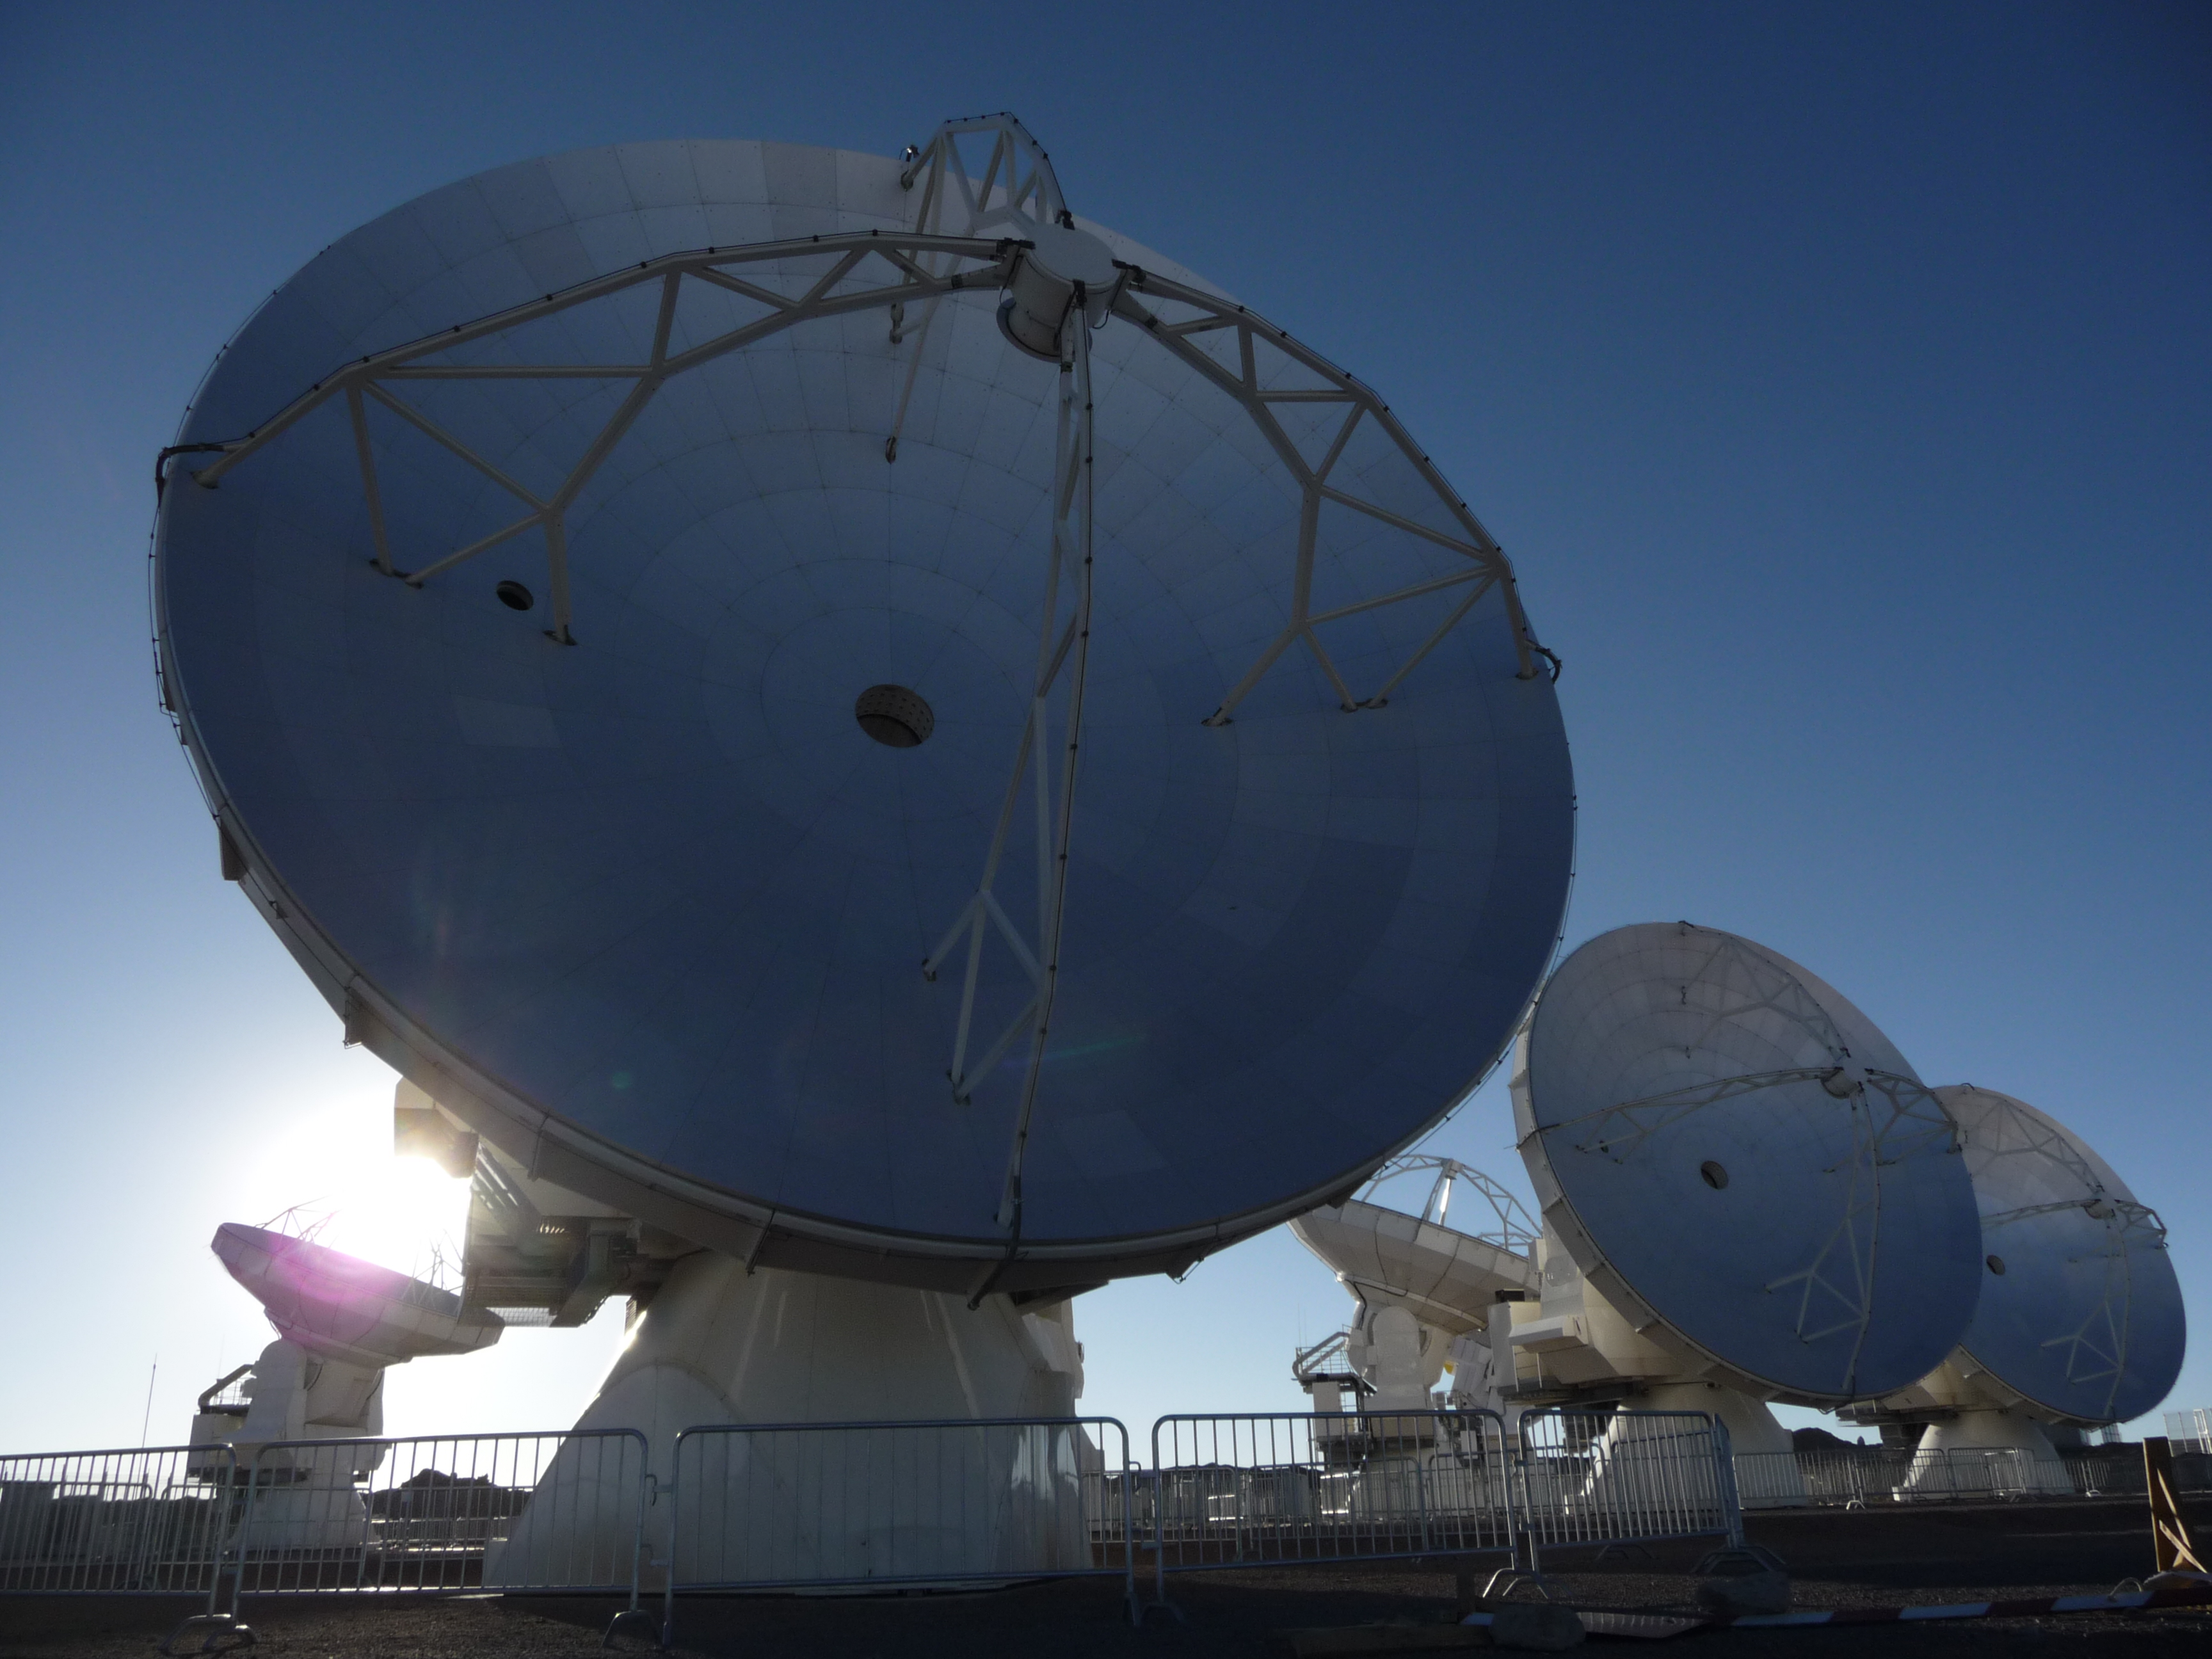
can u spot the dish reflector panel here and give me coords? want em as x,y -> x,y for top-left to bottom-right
153,137 -> 1573,1286
1514,921 -> 1980,1402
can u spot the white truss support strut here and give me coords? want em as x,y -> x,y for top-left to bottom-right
883,294 -> 942,463
402,510 -> 545,587
923,698 -> 1038,1087
345,385 -> 394,576
188,230 -> 1014,508
998,311 -> 1098,1235
363,382 -> 547,511
1116,274 -> 1540,716
1306,567 -> 1486,626
1299,625 -> 1360,712
1204,486 -> 1322,725
543,515 -> 575,645
918,269 -> 1098,1137
380,364 -> 653,380
901,113 -> 1066,240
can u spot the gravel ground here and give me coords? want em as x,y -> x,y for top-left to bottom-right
6,1496 -> 2207,1657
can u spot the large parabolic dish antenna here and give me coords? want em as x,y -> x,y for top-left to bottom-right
1514,922 -> 1980,1403
152,118 -> 1573,1292
1937,1086 -> 2184,1425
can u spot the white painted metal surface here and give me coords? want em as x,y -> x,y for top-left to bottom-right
492,1254 -> 1087,1589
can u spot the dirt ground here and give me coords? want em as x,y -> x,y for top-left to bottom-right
4,1495 -> 2208,1657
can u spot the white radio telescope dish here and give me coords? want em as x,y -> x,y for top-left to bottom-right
1514,921 -> 1982,1403
150,116 -> 1575,1299
1938,1085 -> 2184,1425
1291,1154 -> 1538,1338
213,1221 -> 501,1367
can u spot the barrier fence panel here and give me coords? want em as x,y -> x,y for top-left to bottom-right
1734,1445 -> 2206,1509
2072,1448 -> 2212,1497
1147,1411 -> 1517,1599
0,1447 -> 235,1599
1515,1409 -> 1740,1567
2165,1409 -> 2212,1454
662,1417 -> 1134,1640
2062,1450 -> 2146,1497
230,1430 -> 648,1602
1735,1448 -> 1882,1509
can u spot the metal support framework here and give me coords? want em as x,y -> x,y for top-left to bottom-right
893,113 -> 1543,707
922,300 -> 1097,1241
176,118 -> 1551,1239
886,114 -> 1066,461
1359,1153 -> 1539,1253
188,228 -> 1023,641
1110,272 -> 1539,709
1525,933 -> 1960,1392
901,111 -> 1067,236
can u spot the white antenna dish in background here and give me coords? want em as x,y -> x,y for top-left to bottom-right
1290,1155 -> 1537,1338
1288,1154 -> 1537,1423
190,1221 -> 506,1548
1514,920 -> 1981,1404
1932,1086 -> 2183,1425
212,1221 -> 501,1368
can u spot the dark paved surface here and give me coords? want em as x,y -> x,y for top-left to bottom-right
4,1495 -> 2208,1656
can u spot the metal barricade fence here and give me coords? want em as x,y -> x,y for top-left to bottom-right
662,1417 -> 1134,1642
1514,1409 -> 1740,1567
228,1429 -> 649,1603
1734,1447 -> 1877,1509
1148,1411 -> 1518,1599
1733,1445 -> 2186,1509
0,1446 -> 236,1598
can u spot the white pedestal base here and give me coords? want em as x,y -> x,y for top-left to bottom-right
1903,1409 -> 2073,1497
1631,1381 -> 1806,1510
486,1256 -> 1087,1591
236,1482 -> 373,1554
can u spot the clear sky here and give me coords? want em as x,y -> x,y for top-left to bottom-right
2,1 -> 2204,1454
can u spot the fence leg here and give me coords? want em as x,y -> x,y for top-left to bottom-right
159,1610 -> 255,1656
161,1457 -> 254,1656
1119,1460 -> 1141,1628
603,1448 -> 656,1648
161,1557 -> 254,1659
160,1583 -> 256,1658
603,1608 -> 658,1649
1144,1541 -> 1186,1623
1477,1527 -> 1547,1605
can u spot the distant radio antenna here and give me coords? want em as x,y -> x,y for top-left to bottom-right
1514,920 -> 1984,1402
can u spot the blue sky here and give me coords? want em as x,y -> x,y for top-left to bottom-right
1,2 -> 2204,1452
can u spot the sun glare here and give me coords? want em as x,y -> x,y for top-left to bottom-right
241,1095 -> 473,1286
312,1155 -> 472,1283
